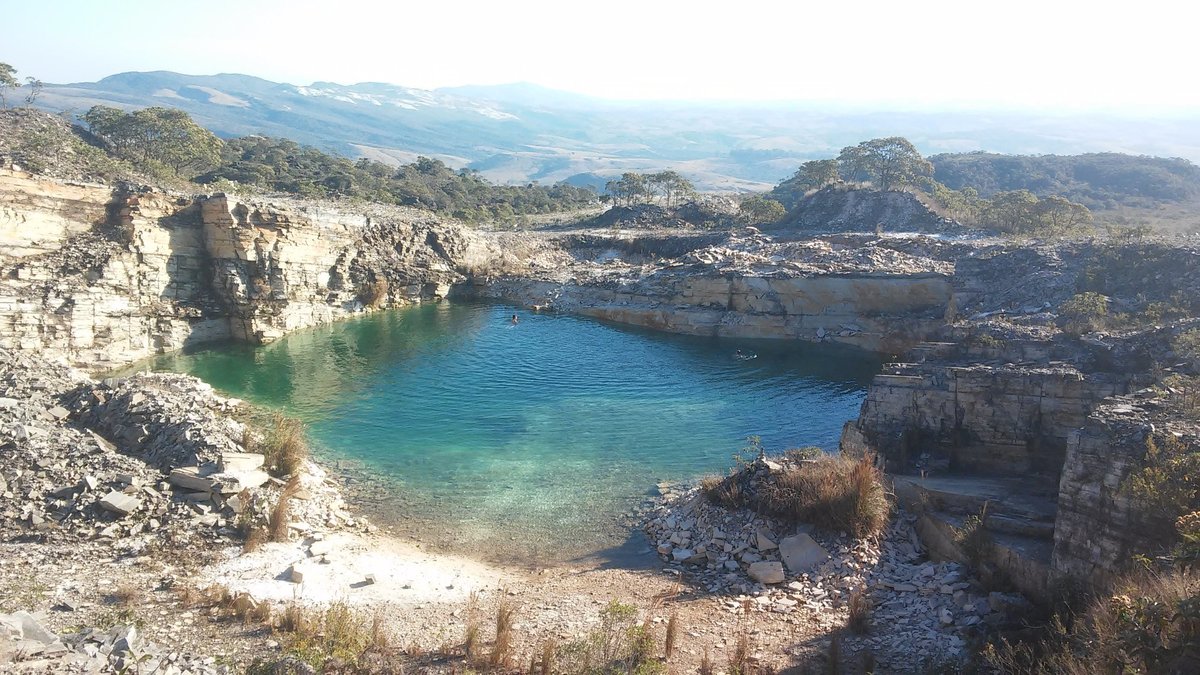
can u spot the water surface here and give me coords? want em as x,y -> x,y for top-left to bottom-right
137,303 -> 881,562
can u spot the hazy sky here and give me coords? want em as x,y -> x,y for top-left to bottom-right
6,0 -> 1195,111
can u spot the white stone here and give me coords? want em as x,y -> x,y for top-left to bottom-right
747,561 -> 786,584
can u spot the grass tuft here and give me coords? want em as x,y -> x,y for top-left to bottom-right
847,587 -> 872,634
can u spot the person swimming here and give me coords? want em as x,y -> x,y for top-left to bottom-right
734,348 -> 757,360
510,314 -> 519,324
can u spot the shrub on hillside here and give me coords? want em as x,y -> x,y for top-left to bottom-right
703,452 -> 891,538
1058,292 -> 1110,335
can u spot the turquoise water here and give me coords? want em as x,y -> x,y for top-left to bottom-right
136,303 -> 882,562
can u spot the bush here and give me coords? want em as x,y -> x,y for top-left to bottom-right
246,413 -> 308,478
985,569 -> 1200,674
1059,292 -> 1110,335
706,453 -> 891,538
359,277 -> 389,309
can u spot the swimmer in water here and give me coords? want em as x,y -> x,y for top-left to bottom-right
510,314 -> 519,324
734,348 -> 757,360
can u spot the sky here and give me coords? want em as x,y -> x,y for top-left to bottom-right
5,0 -> 1196,112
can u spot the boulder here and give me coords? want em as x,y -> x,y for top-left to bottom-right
169,467 -> 215,493
779,533 -> 829,573
747,561 -> 786,584
98,491 -> 141,516
220,452 -> 266,473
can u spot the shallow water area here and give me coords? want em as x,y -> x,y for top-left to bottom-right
135,303 -> 882,564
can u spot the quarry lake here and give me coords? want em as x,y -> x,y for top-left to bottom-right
136,303 -> 882,563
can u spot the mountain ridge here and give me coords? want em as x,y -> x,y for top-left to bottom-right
30,70 -> 1200,190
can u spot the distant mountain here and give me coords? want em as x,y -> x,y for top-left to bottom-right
32,71 -> 1200,190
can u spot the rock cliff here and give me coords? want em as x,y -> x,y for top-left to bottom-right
0,170 -> 497,370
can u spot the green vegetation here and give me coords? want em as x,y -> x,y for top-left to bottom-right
737,193 -> 786,224
203,136 -> 596,222
704,451 -> 891,538
836,137 -> 933,191
603,170 -> 697,208
767,136 -> 1097,236
931,151 -> 1200,210
0,63 -> 18,109
83,105 -> 223,178
555,600 -> 661,675
1058,292 -> 1110,335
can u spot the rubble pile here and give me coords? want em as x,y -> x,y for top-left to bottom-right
644,458 -> 1031,669
0,611 -> 227,674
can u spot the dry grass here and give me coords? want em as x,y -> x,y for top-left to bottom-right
847,588 -> 872,634
701,473 -> 743,509
539,640 -> 556,675
664,611 -> 679,659
268,478 -> 301,543
699,647 -> 714,675
827,636 -> 841,675
243,525 -> 268,553
111,582 -> 144,607
489,599 -> 517,669
464,591 -> 482,664
753,454 -> 891,538
985,568 -> 1200,674
249,413 -> 308,478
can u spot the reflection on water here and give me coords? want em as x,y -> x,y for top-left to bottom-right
136,302 -> 883,562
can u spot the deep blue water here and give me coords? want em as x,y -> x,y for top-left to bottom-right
136,302 -> 882,561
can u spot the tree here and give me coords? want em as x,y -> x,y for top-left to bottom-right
605,172 -> 650,207
0,63 -> 17,109
738,194 -> 786,224
837,137 -> 933,191
797,159 -> 841,190
981,189 -> 1039,233
1034,195 -> 1093,232
649,170 -> 695,208
83,105 -> 223,176
23,77 -> 42,106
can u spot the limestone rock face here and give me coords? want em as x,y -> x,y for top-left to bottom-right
0,173 -> 499,371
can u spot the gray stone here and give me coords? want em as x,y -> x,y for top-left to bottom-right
98,490 -> 141,516
671,548 -> 694,562
756,529 -> 778,551
46,405 -> 70,420
779,533 -> 829,573
747,561 -> 786,584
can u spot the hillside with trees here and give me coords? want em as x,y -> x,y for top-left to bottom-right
930,152 -> 1200,210
0,101 -> 597,224
766,137 -> 1099,236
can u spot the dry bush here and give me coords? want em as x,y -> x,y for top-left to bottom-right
489,599 -> 517,669
847,588 -> 872,634
699,647 -> 714,675
248,413 -> 309,478
464,591 -> 482,664
729,629 -> 751,675
701,473 -> 742,508
359,277 -> 390,309
985,568 -> 1200,674
269,477 -> 301,543
243,525 -> 268,553
756,454 -> 891,538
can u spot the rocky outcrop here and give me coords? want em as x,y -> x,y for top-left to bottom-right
1052,396 -> 1199,583
846,360 -> 1133,475
0,172 -> 497,371
783,186 -> 957,233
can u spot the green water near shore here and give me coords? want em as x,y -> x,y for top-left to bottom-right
138,302 -> 882,562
